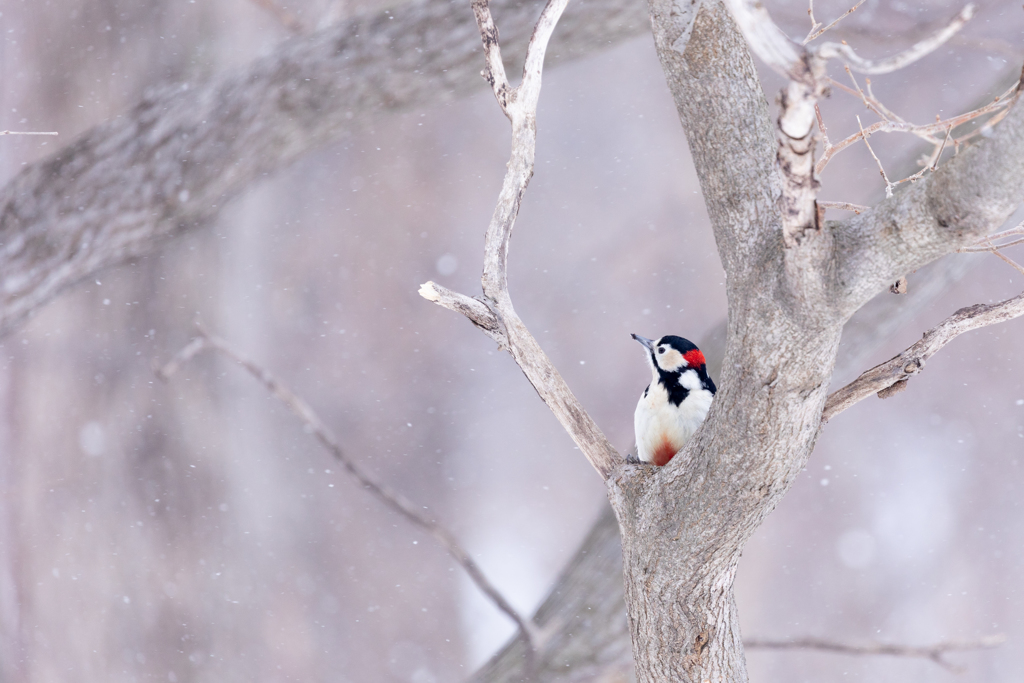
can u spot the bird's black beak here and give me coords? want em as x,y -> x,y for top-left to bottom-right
631,334 -> 655,351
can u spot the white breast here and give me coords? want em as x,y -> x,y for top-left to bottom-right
634,379 -> 713,465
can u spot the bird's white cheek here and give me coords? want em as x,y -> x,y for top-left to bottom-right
679,369 -> 701,391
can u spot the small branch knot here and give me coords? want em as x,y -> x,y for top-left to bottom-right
877,379 -> 909,399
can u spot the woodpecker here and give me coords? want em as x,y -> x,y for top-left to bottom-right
631,334 -> 716,466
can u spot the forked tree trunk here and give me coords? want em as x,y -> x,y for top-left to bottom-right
603,3 -> 840,679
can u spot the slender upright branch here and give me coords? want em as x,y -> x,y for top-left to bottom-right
156,326 -> 541,652
803,0 -> 864,45
421,0 -> 620,479
857,115 -> 894,197
823,289 -> 1024,422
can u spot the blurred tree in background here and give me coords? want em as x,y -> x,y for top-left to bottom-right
1,0 -> 1023,681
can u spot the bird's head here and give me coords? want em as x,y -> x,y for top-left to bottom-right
631,333 -> 707,376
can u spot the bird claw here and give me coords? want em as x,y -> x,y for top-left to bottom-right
625,452 -> 643,465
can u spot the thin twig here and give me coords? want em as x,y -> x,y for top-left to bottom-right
864,78 -> 909,124
986,244 -> 1024,276
804,0 -> 865,45
0,130 -> 58,136
960,236 -> 1024,252
726,1 -> 973,78
816,81 -> 1019,175
814,103 -> 832,151
932,125 -> 952,170
857,115 -> 894,197
804,0 -> 821,44
959,220 -> 1024,251
823,290 -> 1024,422
746,634 -> 1005,673
964,236 -> 1024,251
156,325 -> 541,652
844,66 -> 887,121
818,201 -> 870,214
816,4 -> 975,75
421,0 -> 620,480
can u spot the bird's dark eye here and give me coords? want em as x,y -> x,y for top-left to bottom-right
657,347 -> 665,354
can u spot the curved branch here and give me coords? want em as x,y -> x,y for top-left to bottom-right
816,4 -> 975,75
823,288 -> 1024,422
156,326 -> 542,649
421,0 -> 620,480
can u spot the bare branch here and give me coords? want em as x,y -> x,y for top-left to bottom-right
472,0 -> 513,116
961,236 -> 1024,252
857,115 -> 894,198
804,0 -> 821,44
816,4 -> 975,74
746,634 -> 1005,673
959,220 -> 1024,252
726,2 -> 972,77
864,78 -> 910,125
156,326 -> 541,653
420,0 -> 620,479
843,66 -> 886,120
816,82 -> 1018,175
834,90 -> 1024,317
960,236 -> 1024,252
803,0 -> 864,45
986,244 -> 1024,276
727,0 -> 981,243
0,130 -> 58,136
823,290 -> 1024,422
976,221 -> 1024,243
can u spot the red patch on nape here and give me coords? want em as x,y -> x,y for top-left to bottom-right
652,438 -> 678,467
683,349 -> 706,368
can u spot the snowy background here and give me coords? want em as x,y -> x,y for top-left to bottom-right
1,0 -> 1023,681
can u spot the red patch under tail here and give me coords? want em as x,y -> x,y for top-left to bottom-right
652,438 -> 678,467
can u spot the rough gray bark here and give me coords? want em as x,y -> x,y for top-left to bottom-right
0,0 -> 649,336
606,4 -> 783,680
